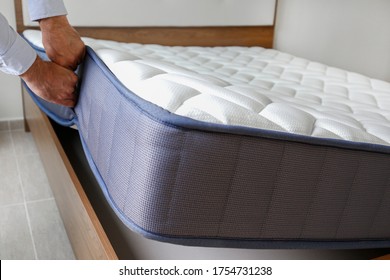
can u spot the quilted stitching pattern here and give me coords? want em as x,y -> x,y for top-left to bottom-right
25,30 -> 390,145
82,38 -> 390,146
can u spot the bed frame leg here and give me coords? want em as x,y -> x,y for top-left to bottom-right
21,85 -> 30,132
23,118 -> 30,132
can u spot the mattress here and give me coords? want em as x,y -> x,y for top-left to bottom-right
23,30 -> 390,249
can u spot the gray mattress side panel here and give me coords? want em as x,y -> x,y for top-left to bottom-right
75,53 -> 390,243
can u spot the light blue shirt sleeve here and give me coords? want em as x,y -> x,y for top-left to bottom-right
28,0 -> 68,21
0,0 -> 67,75
0,13 -> 36,75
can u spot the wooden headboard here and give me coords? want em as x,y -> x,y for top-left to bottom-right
15,0 -> 277,47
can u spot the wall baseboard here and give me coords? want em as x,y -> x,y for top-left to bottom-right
0,119 -> 24,131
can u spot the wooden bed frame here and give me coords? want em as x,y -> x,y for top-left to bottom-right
14,0 -> 390,260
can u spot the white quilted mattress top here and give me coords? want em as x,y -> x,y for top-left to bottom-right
25,30 -> 390,146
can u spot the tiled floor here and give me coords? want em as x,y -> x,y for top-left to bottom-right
0,120 -> 75,260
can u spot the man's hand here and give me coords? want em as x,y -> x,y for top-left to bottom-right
20,56 -> 78,107
39,15 -> 85,70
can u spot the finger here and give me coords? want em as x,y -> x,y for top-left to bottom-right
60,96 -> 76,107
50,54 -> 78,71
62,101 -> 75,107
72,47 -> 87,69
59,60 -> 77,71
66,86 -> 78,107
65,59 -> 78,71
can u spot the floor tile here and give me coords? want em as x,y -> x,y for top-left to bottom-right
17,154 -> 53,202
0,155 -> 24,206
27,199 -> 75,260
11,130 -> 38,156
0,127 -> 75,260
0,204 -> 36,260
0,131 -> 14,158
0,121 -> 9,131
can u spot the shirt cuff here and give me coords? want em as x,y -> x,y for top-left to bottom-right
28,0 -> 68,21
0,35 -> 37,75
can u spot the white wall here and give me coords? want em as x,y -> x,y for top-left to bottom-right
275,0 -> 390,82
0,0 -> 23,121
24,0 -> 276,27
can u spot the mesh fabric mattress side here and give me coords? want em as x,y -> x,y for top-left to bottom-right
72,49 -> 390,249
